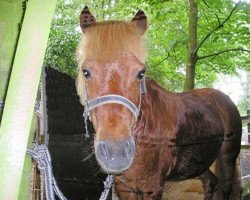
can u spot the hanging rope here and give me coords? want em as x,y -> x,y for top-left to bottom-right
27,143 -> 113,200
99,175 -> 114,200
27,143 -> 67,200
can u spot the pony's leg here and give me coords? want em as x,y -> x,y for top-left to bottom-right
142,190 -> 163,200
214,139 -> 241,200
199,169 -> 218,200
117,190 -> 138,200
115,182 -> 163,200
116,189 -> 163,200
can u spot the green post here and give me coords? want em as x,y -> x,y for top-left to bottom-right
0,0 -> 24,119
0,0 -> 57,199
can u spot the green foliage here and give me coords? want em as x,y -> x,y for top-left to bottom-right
197,1 -> 250,73
242,180 -> 250,199
237,70 -> 250,115
238,96 -> 250,116
44,0 -> 250,91
44,0 -> 82,77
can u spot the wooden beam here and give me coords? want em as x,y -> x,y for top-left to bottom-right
241,145 -> 250,149
241,116 -> 250,124
0,0 -> 57,199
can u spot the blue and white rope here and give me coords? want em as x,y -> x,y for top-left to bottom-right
27,143 -> 67,200
27,143 -> 113,200
99,175 -> 114,200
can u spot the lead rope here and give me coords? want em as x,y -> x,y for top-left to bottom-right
27,143 -> 113,200
83,110 -> 90,139
99,175 -> 114,200
27,143 -> 67,200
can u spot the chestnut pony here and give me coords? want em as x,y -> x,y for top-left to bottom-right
76,7 -> 242,200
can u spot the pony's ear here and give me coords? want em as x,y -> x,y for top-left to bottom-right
79,6 -> 96,33
132,10 -> 147,34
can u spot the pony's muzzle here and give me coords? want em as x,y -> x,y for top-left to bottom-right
95,137 -> 135,174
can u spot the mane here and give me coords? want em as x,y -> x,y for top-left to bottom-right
77,20 -> 147,65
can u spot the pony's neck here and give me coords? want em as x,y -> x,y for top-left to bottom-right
133,79 -> 176,141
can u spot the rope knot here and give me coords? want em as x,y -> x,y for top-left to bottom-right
27,143 -> 67,200
27,143 -> 113,200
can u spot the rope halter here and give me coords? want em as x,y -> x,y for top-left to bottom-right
83,77 -> 147,138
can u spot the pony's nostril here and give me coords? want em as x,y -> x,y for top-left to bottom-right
126,146 -> 134,157
99,143 -> 108,159
126,138 -> 135,157
124,147 -> 129,157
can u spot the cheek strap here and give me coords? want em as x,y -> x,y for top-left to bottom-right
140,76 -> 147,95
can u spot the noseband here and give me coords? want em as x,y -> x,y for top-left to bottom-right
82,77 -> 147,138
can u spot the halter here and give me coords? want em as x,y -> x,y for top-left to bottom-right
83,77 -> 147,138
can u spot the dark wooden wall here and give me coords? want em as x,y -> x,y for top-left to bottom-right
44,67 -> 109,200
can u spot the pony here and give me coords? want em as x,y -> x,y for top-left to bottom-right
76,6 -> 242,200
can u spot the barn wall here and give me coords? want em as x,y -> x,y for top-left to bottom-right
44,67 -> 109,200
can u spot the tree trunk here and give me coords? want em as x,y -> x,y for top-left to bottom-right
183,0 -> 198,91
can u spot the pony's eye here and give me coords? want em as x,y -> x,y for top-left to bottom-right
137,70 -> 146,79
83,69 -> 91,78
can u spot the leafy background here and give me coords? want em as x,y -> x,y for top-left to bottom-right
44,0 -> 250,114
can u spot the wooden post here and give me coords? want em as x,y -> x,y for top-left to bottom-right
0,0 -> 57,199
247,109 -> 250,143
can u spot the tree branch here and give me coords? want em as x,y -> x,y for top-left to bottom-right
151,53 -> 170,68
202,0 -> 210,8
215,13 -> 221,25
151,40 -> 179,68
198,47 -> 250,60
195,3 -> 239,54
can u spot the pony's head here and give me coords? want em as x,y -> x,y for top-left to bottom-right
76,6 -> 147,174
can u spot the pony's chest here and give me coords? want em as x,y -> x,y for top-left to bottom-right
164,108 -> 224,180
166,134 -> 224,180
